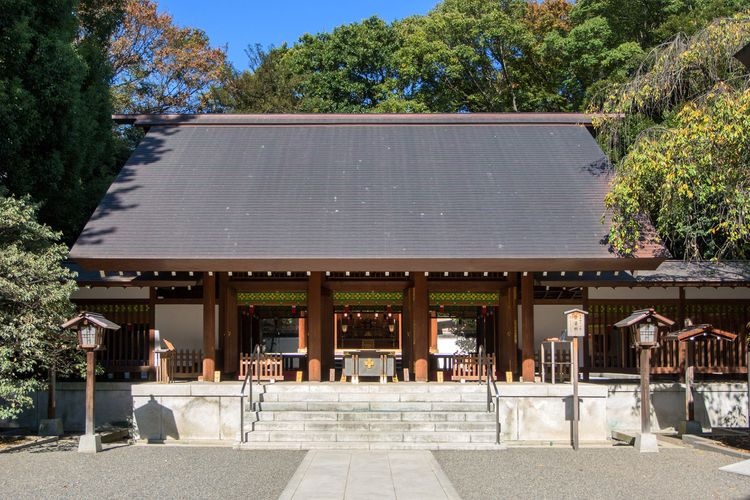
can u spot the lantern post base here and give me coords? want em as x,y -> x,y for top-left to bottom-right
78,433 -> 102,453
38,418 -> 63,437
678,420 -> 703,436
634,432 -> 659,453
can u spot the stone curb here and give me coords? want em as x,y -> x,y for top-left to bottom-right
682,434 -> 750,459
0,436 -> 59,454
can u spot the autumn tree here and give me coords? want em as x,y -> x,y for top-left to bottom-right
598,14 -> 750,259
109,0 -> 228,113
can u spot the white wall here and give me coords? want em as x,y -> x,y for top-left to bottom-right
72,286 -> 149,300
685,286 -> 750,299
155,304 -> 218,351
588,287 -> 680,300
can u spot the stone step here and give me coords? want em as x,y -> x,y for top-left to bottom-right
235,441 -> 506,451
257,391 -> 487,403
248,410 -> 496,422
247,420 -> 496,433
258,382 -> 487,394
244,430 -> 499,444
256,401 -> 489,412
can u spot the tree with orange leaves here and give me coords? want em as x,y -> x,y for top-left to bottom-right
109,0 -> 228,114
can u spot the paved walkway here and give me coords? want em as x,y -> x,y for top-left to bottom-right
279,450 -> 461,500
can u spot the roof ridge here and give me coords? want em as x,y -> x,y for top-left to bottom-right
113,112 -> 602,127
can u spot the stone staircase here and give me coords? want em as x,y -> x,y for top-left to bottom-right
237,382 -> 505,450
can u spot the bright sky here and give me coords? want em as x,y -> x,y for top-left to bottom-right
156,0 -> 440,70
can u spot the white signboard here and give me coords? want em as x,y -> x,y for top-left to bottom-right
565,309 -> 588,337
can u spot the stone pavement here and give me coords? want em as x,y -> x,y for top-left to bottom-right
279,450 -> 461,500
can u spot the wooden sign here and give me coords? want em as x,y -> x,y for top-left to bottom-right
564,308 -> 588,337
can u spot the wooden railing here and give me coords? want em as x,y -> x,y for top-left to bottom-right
452,353 -> 496,382
587,300 -> 749,375
172,349 -> 203,379
238,352 -> 284,381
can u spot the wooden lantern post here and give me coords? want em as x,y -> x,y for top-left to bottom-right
564,308 -> 588,451
614,308 -> 674,453
665,323 -> 737,435
62,312 -> 120,453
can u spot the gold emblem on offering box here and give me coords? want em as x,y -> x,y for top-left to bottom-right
363,358 -> 375,369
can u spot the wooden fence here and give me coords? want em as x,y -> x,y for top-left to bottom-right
238,353 -> 284,381
587,300 -> 749,375
76,302 -> 153,378
171,349 -> 203,379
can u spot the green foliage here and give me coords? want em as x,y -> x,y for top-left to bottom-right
205,45 -> 300,113
286,16 -> 406,113
605,87 -> 750,260
0,194 -> 78,420
0,0 -> 121,243
594,14 -> 750,259
219,0 -> 750,114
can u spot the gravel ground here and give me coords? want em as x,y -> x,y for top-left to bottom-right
0,439 -> 305,500
435,447 -> 750,500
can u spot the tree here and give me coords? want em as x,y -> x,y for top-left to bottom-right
109,0 -> 228,113
396,0 -> 576,112
285,16 -> 410,113
598,14 -> 750,259
206,45 -> 300,114
0,194 -> 78,420
0,0 -> 121,243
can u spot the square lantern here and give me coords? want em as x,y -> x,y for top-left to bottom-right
62,311 -> 120,351
614,308 -> 674,349
78,322 -> 102,349
635,320 -> 658,347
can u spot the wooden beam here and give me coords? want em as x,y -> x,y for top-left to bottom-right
307,272 -> 323,381
521,273 -> 535,382
412,273 -> 429,382
231,281 -> 307,292
324,280 -> 409,292
202,272 -> 216,380
427,280 -> 512,292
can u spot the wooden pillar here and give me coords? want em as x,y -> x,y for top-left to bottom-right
148,286 -> 157,379
298,317 -> 307,351
223,285 -> 238,374
521,273 -> 535,382
202,272 -> 216,380
413,273 -> 429,382
401,290 -> 413,373
307,272 -> 323,381
582,287 -> 590,381
217,273 -> 228,372
430,316 -> 438,353
321,287 -> 334,375
499,275 -> 518,376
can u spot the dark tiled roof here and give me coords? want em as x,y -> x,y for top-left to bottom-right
538,260 -> 750,286
71,115 -> 662,271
